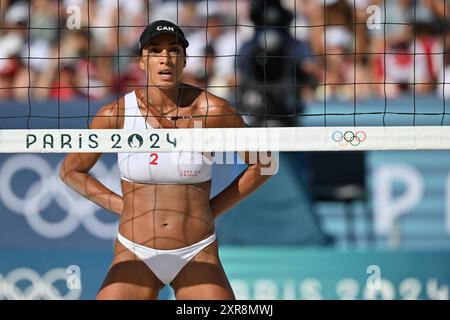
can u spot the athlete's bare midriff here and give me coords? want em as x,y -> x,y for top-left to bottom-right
119,180 -> 215,250
116,85 -> 216,250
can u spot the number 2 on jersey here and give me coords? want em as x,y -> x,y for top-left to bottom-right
149,153 -> 158,165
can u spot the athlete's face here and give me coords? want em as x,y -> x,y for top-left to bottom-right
139,34 -> 186,88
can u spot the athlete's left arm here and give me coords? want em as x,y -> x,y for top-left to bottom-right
206,95 -> 277,219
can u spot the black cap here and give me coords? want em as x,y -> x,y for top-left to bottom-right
139,20 -> 189,54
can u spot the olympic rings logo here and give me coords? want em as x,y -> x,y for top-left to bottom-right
0,155 -> 119,239
332,130 -> 366,146
0,268 -> 81,300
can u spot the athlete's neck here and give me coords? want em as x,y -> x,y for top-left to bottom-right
141,85 -> 184,113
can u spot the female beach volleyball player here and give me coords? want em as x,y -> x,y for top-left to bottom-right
59,20 -> 274,300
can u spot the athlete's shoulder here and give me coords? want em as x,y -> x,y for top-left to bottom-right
194,89 -> 246,128
90,95 -> 126,129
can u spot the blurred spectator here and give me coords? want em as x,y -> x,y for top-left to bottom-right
305,0 -> 373,100
183,0 -> 252,100
368,0 -> 413,97
149,0 -> 199,32
0,1 -> 28,100
88,0 -> 147,94
183,44 -> 217,90
369,0 -> 445,98
33,29 -> 110,101
236,0 -> 320,127
320,26 -> 359,100
437,31 -> 450,99
15,0 -> 58,101
416,0 -> 450,32
29,0 -> 58,44
412,27 -> 443,96
415,0 -> 450,97
1,0 -> 449,103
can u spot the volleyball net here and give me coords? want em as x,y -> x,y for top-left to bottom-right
0,0 -> 449,152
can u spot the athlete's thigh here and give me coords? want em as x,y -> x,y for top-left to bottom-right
171,241 -> 235,300
97,240 -> 164,300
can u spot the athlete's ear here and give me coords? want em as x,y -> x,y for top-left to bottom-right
138,52 -> 146,71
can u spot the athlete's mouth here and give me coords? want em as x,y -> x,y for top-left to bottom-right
158,70 -> 173,75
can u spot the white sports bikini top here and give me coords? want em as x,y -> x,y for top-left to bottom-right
117,91 -> 213,184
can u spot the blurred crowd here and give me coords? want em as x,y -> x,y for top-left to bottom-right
0,0 -> 449,105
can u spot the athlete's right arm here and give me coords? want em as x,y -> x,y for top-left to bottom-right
59,101 -> 123,216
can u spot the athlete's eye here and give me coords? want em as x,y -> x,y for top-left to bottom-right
169,47 -> 182,56
148,48 -> 160,54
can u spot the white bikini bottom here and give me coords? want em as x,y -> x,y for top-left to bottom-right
117,233 -> 217,285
